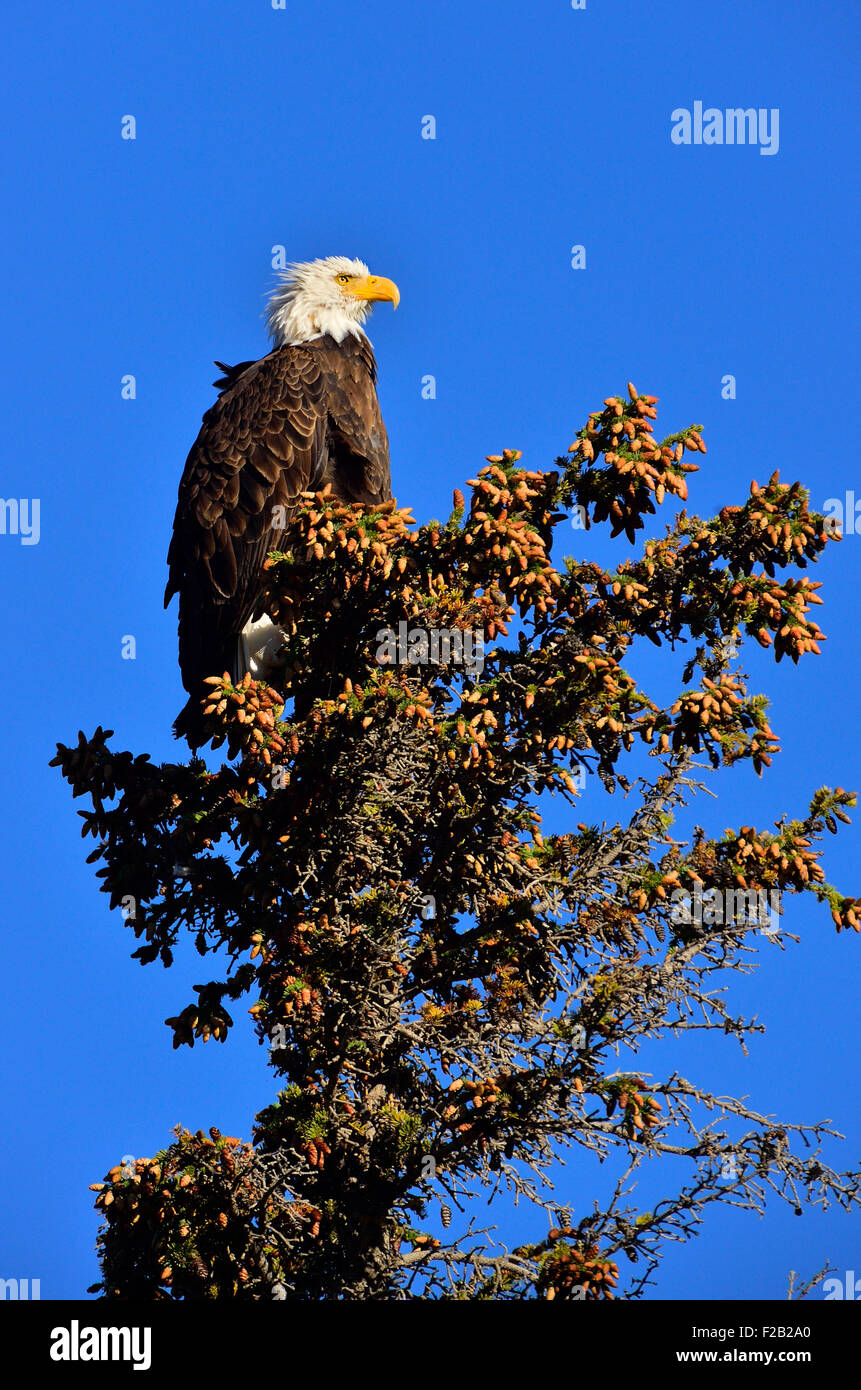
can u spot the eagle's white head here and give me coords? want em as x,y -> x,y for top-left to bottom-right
266,255 -> 400,347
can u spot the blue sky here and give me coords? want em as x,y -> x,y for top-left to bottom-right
0,0 -> 859,1300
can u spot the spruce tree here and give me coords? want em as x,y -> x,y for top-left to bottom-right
54,385 -> 861,1299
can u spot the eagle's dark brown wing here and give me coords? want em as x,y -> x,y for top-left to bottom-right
165,334 -> 391,742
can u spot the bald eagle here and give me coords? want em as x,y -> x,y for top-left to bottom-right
164,256 -> 400,745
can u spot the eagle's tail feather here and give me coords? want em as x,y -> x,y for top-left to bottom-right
172,695 -> 206,749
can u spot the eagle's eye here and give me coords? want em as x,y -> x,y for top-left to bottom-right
335,273 -> 352,285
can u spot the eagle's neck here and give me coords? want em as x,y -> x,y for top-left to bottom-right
268,297 -> 370,348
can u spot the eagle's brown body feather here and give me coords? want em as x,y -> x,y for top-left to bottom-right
165,333 -> 391,742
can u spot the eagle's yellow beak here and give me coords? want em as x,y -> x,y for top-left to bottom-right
345,274 -> 400,309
